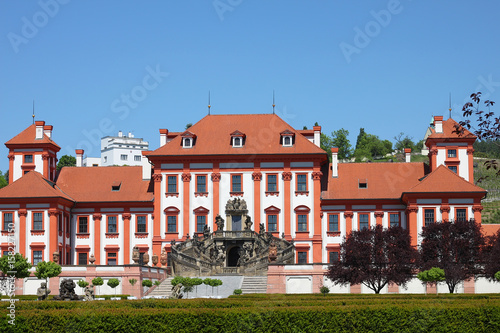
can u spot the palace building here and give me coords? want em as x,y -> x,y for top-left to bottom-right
1,114 -> 498,295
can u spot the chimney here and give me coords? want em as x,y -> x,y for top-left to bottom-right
434,116 -> 443,133
43,125 -> 53,139
35,121 -> 45,139
75,149 -> 84,167
331,147 -> 339,178
313,125 -> 321,148
128,132 -> 133,138
141,152 -> 151,180
159,129 -> 168,147
404,148 -> 411,163
118,131 -> 123,137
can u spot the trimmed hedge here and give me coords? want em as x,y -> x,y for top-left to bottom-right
1,294 -> 500,332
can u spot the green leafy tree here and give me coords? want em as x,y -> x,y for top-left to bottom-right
355,128 -> 366,150
77,280 -> 89,288
107,278 -> 120,296
56,155 -> 76,171
92,277 -> 104,296
320,286 -> 330,296
129,278 -> 137,286
417,267 -> 445,295
0,171 -> 8,189
182,277 -> 196,298
185,123 -> 193,130
0,253 -> 32,279
394,133 -> 417,152
320,132 -> 335,162
495,271 -> 500,282
332,128 -> 352,160
142,279 -> 153,288
154,280 -> 161,287
34,261 -> 62,299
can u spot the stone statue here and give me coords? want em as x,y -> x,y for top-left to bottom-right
132,246 -> 140,264
170,283 -> 183,299
185,233 -> 190,240
170,239 -> 176,246
215,214 -> 225,231
84,284 -> 95,301
281,232 -> 285,239
268,241 -> 278,262
240,199 -> 247,210
244,215 -> 253,230
259,223 -> 265,236
203,225 -> 210,239
216,245 -> 226,263
53,279 -> 82,301
37,282 -> 51,301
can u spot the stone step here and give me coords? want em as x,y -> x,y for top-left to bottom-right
148,277 -> 174,297
240,276 -> 268,294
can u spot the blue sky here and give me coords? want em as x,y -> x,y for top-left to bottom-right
1,1 -> 499,172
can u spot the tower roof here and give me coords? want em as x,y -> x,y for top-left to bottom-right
5,124 -> 60,149
0,171 -> 72,201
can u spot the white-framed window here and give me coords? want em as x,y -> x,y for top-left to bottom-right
283,136 -> 292,147
183,138 -> 192,148
233,137 -> 242,147
121,154 -> 128,161
134,155 -> 141,162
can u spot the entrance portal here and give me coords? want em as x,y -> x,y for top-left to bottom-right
232,215 -> 242,231
227,246 -> 240,267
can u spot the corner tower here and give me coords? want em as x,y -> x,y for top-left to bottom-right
425,116 -> 476,183
5,121 -> 60,183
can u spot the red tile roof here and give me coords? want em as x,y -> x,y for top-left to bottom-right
56,166 -> 153,203
0,171 -> 73,201
5,124 -> 61,149
323,162 -> 428,200
405,165 -> 485,194
428,118 -> 476,140
149,114 -> 326,157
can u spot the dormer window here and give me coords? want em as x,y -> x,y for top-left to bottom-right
112,181 -> 121,191
230,130 -> 245,148
233,137 -> 242,147
280,129 -> 295,147
358,179 -> 367,189
183,138 -> 192,148
181,131 -> 196,148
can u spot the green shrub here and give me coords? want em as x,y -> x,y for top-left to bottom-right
320,286 -> 330,296
233,289 -> 242,295
142,280 -> 153,288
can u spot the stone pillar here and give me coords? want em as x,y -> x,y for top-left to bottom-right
282,171 -> 292,239
406,206 -> 419,247
182,172 -> 191,236
344,211 -> 353,235
152,173 -> 163,261
18,209 -> 27,256
48,209 -> 58,262
374,211 -> 384,227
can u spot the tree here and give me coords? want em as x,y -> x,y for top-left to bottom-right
355,128 -> 366,150
319,285 -> 330,296
185,123 -> 193,130
326,225 -> 417,294
420,219 -> 484,293
417,267 -> 445,295
57,155 -> 76,171
394,133 -> 417,152
34,261 -> 62,300
0,171 -> 8,189
92,277 -> 104,296
154,280 -> 161,287
142,279 -> 152,288
353,129 -> 392,161
77,280 -> 89,288
495,271 -> 500,282
107,278 -> 120,296
0,253 -> 32,280
455,92 -> 497,180
483,229 -> 500,281
320,133 -> 335,162
332,128 -> 352,160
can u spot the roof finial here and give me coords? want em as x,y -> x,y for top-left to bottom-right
272,90 -> 275,114
32,100 -> 35,124
449,92 -> 452,119
208,91 -> 211,115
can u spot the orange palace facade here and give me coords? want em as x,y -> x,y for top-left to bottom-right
0,114 -> 497,294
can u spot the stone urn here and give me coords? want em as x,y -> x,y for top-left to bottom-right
52,251 -> 60,264
89,254 -> 96,265
152,254 -> 159,266
143,252 -> 150,265
160,249 -> 168,267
